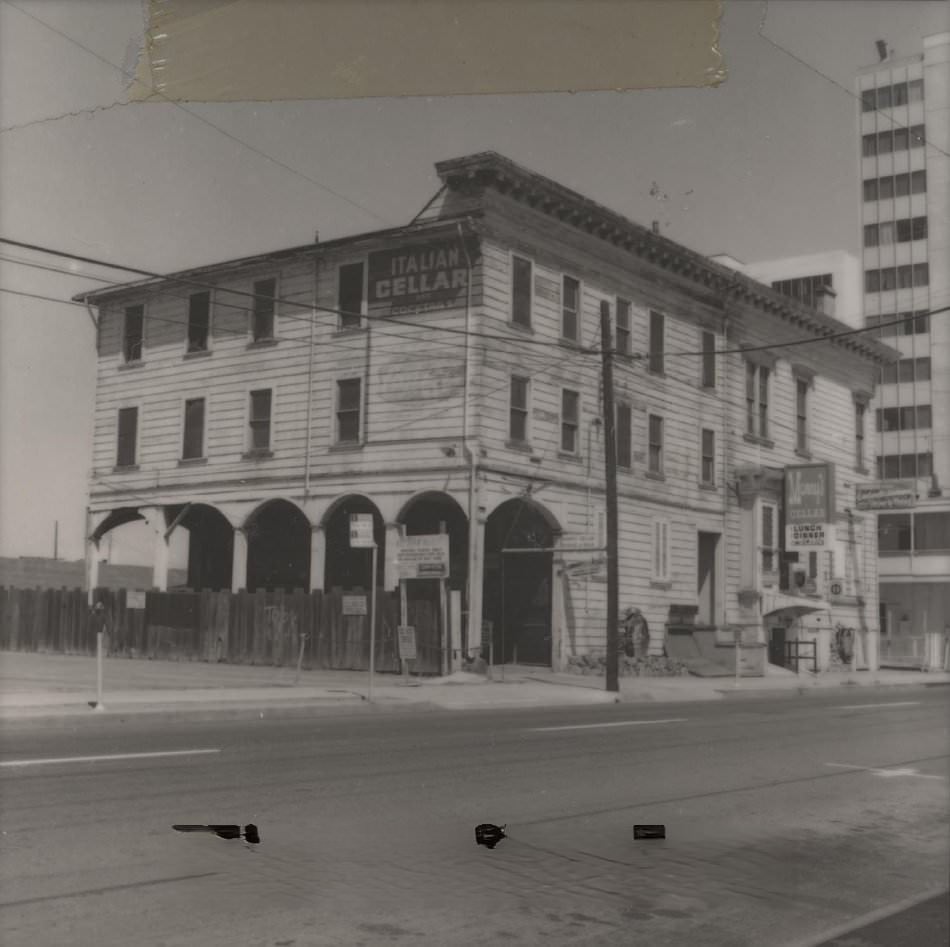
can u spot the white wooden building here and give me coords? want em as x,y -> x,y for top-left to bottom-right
78,152 -> 897,673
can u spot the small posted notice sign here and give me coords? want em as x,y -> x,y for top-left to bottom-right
397,625 -> 417,661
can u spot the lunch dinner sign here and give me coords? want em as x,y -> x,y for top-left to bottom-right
368,238 -> 470,315
784,463 -> 835,551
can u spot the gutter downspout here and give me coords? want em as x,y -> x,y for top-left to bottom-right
458,221 -> 479,656
304,255 -> 318,498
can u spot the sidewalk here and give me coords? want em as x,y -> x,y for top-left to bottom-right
1,650 -> 948,725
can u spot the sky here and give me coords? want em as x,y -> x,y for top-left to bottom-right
1,0 -> 948,565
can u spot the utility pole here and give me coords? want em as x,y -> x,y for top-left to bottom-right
599,300 -> 619,693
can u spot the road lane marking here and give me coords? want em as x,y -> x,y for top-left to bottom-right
825,762 -> 944,780
840,701 -> 921,710
529,718 -> 687,732
0,748 -> 221,768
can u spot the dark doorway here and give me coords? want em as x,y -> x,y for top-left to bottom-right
169,503 -> 233,590
323,496 -> 385,591
483,498 -> 555,666
697,531 -> 719,626
246,500 -> 310,592
768,626 -> 787,668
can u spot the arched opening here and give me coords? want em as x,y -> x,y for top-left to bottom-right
165,503 -> 234,591
245,500 -> 310,592
482,498 -> 557,666
323,496 -> 385,591
397,491 -> 469,593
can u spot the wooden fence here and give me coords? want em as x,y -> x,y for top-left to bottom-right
0,586 -> 444,675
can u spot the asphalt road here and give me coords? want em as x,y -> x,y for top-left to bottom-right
1,690 -> 948,946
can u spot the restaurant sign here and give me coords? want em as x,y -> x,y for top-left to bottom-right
785,463 -> 835,552
368,238 -> 470,315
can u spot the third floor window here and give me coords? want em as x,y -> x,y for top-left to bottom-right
187,292 -> 211,353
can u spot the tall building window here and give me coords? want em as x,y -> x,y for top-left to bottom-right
854,400 -> 866,469
561,275 -> 580,341
509,376 -> 529,443
511,255 -> 532,328
116,406 -> 138,468
909,124 -> 925,147
878,514 -> 911,552
252,278 -> 277,341
248,389 -> 272,452
122,305 -> 144,363
867,310 -> 929,337
615,297 -> 631,355
648,414 -> 663,474
796,379 -> 809,452
745,361 -> 770,439
182,397 -> 205,460
911,170 -> 926,193
771,274 -> 832,309
336,379 -> 362,443
187,292 -> 211,353
338,263 -> 364,330
862,179 -> 878,202
876,405 -> 932,432
701,428 -> 715,485
908,79 -> 924,102
648,310 -> 664,374
879,176 -> 894,199
876,453 -> 933,480
861,88 -> 875,112
701,330 -> 716,388
560,389 -> 579,454
616,402 -> 632,468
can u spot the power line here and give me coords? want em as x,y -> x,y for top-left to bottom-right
0,0 -> 392,226
0,237 -> 591,354
758,18 -> 950,161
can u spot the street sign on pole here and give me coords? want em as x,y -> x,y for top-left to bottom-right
349,514 -> 375,548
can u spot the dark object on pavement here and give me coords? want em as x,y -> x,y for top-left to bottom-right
173,823 -> 260,844
633,824 -> 666,840
475,823 -> 507,849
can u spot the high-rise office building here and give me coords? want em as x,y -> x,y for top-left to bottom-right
858,32 -> 949,652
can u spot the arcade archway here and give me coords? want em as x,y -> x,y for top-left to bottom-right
245,499 -> 310,592
323,495 -> 385,591
166,503 -> 233,591
482,497 -> 558,666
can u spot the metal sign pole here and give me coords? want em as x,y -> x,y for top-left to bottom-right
400,578 -> 409,682
368,544 -> 377,702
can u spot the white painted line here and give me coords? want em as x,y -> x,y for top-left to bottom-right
840,701 -> 921,710
825,762 -> 944,780
530,718 -> 687,732
0,748 -> 221,769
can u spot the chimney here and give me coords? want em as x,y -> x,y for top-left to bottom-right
876,39 -> 888,62
814,284 -> 836,318
313,230 -> 320,243
651,220 -> 660,234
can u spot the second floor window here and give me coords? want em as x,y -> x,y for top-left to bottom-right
187,292 -> 211,353
248,389 -> 272,452
796,379 -> 809,452
648,414 -> 663,474
562,275 -> 580,341
760,502 -> 778,578
336,378 -> 362,443
615,298 -> 631,355
182,397 -> 205,460
509,375 -> 529,443
511,255 -> 532,328
701,330 -> 716,388
649,310 -> 664,374
745,361 -> 770,439
616,402 -> 632,468
252,278 -> 277,341
338,263 -> 364,330
701,428 -> 715,484
561,389 -> 579,454
123,305 -> 144,363
855,401 -> 866,469
116,406 -> 138,468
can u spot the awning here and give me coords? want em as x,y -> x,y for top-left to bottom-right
761,590 -> 831,618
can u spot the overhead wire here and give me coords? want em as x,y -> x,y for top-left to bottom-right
0,0 -> 393,225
